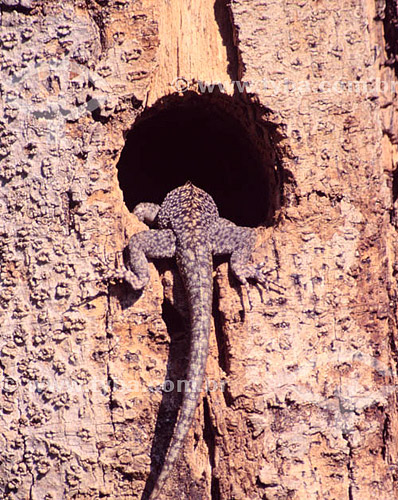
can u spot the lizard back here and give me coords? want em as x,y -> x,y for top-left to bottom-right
148,183 -> 218,499
157,181 -> 219,235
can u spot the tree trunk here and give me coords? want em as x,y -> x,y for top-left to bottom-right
1,0 -> 397,499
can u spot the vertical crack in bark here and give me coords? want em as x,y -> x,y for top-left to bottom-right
61,190 -> 80,234
85,0 -> 107,52
342,432 -> 355,500
67,190 -> 78,234
21,430 -> 35,500
105,286 -> 116,434
29,476 -> 34,500
382,413 -> 390,461
387,307 -> 398,372
106,363 -> 116,434
203,397 -> 220,500
393,166 -> 398,205
391,165 -> 398,227
213,276 -> 231,375
214,0 -> 243,81
383,0 -> 398,78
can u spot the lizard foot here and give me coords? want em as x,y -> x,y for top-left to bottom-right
237,263 -> 284,310
113,269 -> 149,290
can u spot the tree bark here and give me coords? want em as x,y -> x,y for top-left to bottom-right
0,0 -> 397,499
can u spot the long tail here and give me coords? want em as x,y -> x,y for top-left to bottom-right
148,248 -> 213,499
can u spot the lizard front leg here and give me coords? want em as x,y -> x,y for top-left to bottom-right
122,229 -> 176,290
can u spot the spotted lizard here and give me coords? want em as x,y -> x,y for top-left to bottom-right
121,182 -> 270,499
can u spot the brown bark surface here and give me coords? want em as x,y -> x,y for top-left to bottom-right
1,0 -> 398,499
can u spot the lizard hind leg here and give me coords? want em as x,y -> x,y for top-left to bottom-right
210,219 -> 282,306
231,255 -> 285,304
210,218 -> 261,285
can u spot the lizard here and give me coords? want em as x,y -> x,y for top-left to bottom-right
120,181 -> 271,499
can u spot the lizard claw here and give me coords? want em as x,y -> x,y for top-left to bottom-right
251,263 -> 285,294
237,263 -> 284,308
235,263 -> 284,310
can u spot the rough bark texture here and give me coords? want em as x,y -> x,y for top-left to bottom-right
1,0 -> 398,499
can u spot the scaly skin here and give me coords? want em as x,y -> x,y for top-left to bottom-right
121,182 -> 269,499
